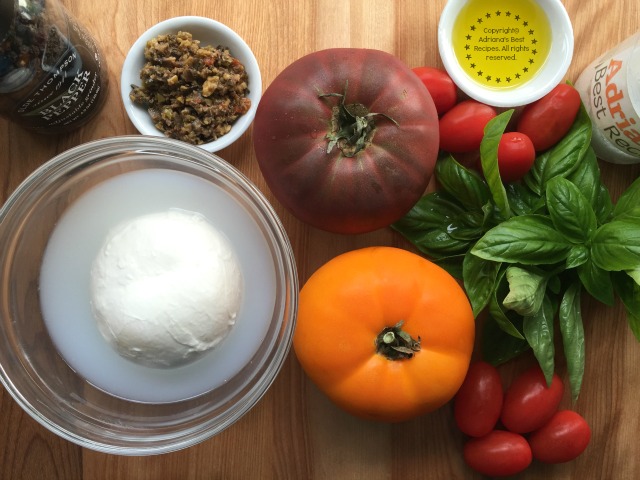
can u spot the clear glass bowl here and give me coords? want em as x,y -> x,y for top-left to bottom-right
0,136 -> 298,455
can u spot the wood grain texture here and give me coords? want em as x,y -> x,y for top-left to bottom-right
1,0 -> 640,478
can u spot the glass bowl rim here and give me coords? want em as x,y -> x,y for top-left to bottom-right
0,135 -> 298,455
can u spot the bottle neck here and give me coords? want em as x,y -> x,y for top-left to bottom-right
0,0 -> 16,42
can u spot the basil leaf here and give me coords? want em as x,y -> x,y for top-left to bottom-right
472,215 -> 572,265
435,154 -> 491,210
433,255 -> 465,280
548,275 -> 562,295
566,245 -> 589,269
626,267 -> 640,285
559,282 -> 585,401
524,103 -> 592,194
566,147 -> 612,224
480,110 -> 513,219
612,271 -> 640,341
546,177 -> 597,243
523,149 -> 550,196
447,211 -> 485,241
566,147 -> 600,204
392,192 -> 474,258
481,201 -> 504,230
577,258 -> 615,305
523,295 -> 556,386
506,182 -> 543,216
613,175 -> 640,219
393,191 -> 464,231
591,218 -> 640,271
489,268 -> 524,339
482,315 -> 530,365
523,157 -> 545,196
613,206 -> 640,223
503,266 -> 547,317
594,184 -> 614,225
463,252 -> 501,317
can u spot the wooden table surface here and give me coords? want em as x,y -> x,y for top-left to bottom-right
1,0 -> 640,478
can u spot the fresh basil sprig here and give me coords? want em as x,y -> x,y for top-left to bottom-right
392,103 -> 640,401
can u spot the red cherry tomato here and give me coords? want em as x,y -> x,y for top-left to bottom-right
463,430 -> 532,477
529,410 -> 591,464
497,132 -> 536,182
411,66 -> 458,116
454,361 -> 503,437
501,364 -> 564,433
517,83 -> 581,151
439,100 -> 497,153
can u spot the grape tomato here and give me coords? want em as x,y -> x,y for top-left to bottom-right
497,131 -> 536,182
529,410 -> 591,463
454,361 -> 503,437
411,66 -> 458,116
501,364 -> 564,433
463,430 -> 532,477
439,100 -> 497,153
516,83 -> 582,151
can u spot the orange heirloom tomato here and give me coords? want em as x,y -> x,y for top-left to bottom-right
293,246 -> 475,422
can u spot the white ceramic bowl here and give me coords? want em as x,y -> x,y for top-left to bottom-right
438,0 -> 574,107
120,16 -> 262,152
0,136 -> 297,455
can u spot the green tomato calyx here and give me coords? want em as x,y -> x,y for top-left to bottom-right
320,81 -> 398,158
375,320 -> 421,361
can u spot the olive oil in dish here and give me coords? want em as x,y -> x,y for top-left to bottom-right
39,167 -> 277,403
451,0 -> 552,91
438,0 -> 573,107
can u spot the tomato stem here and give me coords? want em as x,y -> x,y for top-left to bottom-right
319,81 -> 398,158
375,320 -> 421,360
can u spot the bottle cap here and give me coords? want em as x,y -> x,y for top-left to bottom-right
438,0 -> 574,107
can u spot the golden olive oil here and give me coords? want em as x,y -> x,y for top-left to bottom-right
452,0 -> 552,90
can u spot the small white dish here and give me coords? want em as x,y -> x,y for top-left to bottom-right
438,0 -> 574,107
120,16 -> 262,152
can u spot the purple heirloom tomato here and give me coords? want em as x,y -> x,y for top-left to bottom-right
253,48 -> 439,234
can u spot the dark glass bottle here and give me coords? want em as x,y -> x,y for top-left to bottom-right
0,0 -> 108,133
